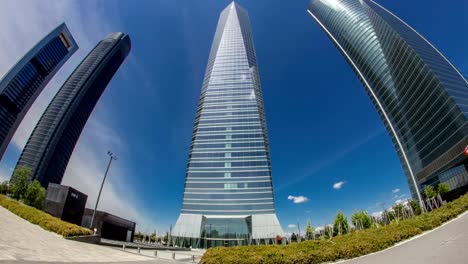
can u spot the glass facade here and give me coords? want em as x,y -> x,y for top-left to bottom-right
0,23 -> 77,162
308,0 -> 468,201
13,33 -> 131,188
172,2 -> 282,248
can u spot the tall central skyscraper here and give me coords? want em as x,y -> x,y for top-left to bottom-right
172,2 -> 282,248
308,0 -> 468,202
14,32 -> 131,188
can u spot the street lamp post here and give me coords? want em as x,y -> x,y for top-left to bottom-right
89,151 -> 117,229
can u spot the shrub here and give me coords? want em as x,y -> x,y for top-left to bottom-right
23,180 -> 46,209
0,194 -> 92,237
201,194 -> 468,264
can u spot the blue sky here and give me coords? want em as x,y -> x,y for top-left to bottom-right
0,0 -> 466,234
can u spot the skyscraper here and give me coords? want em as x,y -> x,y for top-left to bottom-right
308,0 -> 468,202
172,2 -> 282,248
0,23 -> 77,161
14,32 -> 131,188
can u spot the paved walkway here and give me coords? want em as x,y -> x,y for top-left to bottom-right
339,211 -> 468,264
0,206 -> 195,263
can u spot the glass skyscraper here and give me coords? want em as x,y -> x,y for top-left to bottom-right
14,33 -> 131,188
308,0 -> 468,202
172,2 -> 282,248
0,23 -> 77,162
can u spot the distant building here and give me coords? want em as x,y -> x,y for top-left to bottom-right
44,183 -> 87,226
14,33 -> 131,188
82,208 -> 135,242
308,0 -> 468,201
0,23 -> 77,162
172,2 -> 282,248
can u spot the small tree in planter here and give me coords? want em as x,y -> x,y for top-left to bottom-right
10,166 -> 32,200
23,180 -> 46,209
305,219 -> 314,240
0,181 -> 9,195
333,211 -> 349,236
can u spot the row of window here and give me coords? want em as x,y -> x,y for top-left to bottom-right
192,142 -> 265,149
196,134 -> 263,140
182,203 -> 274,211
183,192 -> 273,200
197,125 -> 262,132
185,181 -> 271,189
191,151 -> 267,158
189,160 -> 269,168
187,171 -> 270,178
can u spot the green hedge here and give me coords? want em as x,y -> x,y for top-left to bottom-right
0,194 -> 92,237
201,194 -> 468,264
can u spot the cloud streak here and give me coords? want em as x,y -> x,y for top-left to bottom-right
277,127 -> 385,191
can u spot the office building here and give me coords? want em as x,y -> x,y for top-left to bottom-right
172,2 -> 282,248
0,23 -> 77,161
308,0 -> 468,201
14,33 -> 131,188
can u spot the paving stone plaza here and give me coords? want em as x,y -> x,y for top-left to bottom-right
0,206 -> 202,263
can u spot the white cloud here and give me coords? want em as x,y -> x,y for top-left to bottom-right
371,211 -> 383,218
287,224 -> 297,229
394,199 -> 409,206
392,188 -> 400,194
0,1 -> 158,232
288,195 -> 309,204
333,181 -> 346,189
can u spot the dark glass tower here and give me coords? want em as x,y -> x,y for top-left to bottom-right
308,0 -> 468,202
0,23 -> 77,161
13,33 -> 131,188
172,2 -> 282,248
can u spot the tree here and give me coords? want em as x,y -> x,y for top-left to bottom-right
10,166 -> 32,200
290,232 -> 297,242
437,183 -> 449,196
23,180 -> 46,209
333,211 -> 349,236
0,181 -> 9,194
351,210 -> 372,230
305,219 -> 314,240
381,209 -> 395,224
150,232 -> 157,243
392,204 -> 405,219
408,199 -> 422,215
424,185 -> 437,199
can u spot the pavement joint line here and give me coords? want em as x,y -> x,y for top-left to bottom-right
334,210 -> 468,263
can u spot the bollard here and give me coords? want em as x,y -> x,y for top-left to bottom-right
122,244 -> 126,251
192,255 -> 196,262
137,246 -> 140,254
154,250 -> 158,257
172,252 -> 176,259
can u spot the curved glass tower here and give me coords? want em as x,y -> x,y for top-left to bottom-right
14,33 -> 131,188
172,2 -> 282,248
0,23 -> 77,162
308,0 -> 468,201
